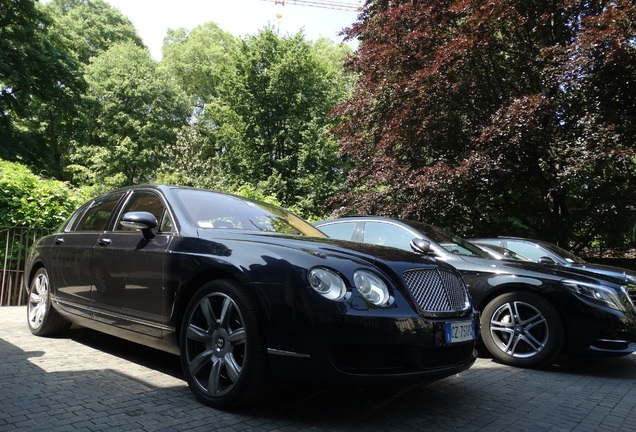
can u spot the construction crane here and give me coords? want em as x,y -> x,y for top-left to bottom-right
258,0 -> 363,12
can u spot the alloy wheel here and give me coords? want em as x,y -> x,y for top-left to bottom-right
488,300 -> 549,358
28,270 -> 50,331
183,292 -> 247,397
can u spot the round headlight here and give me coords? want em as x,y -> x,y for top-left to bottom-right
308,268 -> 347,301
353,270 -> 390,306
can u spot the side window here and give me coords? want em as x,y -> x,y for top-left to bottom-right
63,202 -> 90,232
159,208 -> 175,233
318,222 -> 357,241
74,193 -> 124,232
117,191 -> 173,233
363,222 -> 413,251
504,241 -> 544,261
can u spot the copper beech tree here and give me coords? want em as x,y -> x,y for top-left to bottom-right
330,0 -> 636,250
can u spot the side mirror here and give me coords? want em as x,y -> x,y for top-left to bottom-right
410,238 -> 431,255
538,256 -> 556,265
120,211 -> 158,240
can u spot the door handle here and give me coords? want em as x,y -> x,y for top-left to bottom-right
54,237 -> 64,244
98,238 -> 112,246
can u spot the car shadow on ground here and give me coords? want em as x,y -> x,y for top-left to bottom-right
68,326 -> 183,380
67,326 -> 480,423
4,323 -> 636,431
477,343 -> 636,379
67,326 -> 636,427
548,354 -> 636,378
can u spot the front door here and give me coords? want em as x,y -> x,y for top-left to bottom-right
89,190 -> 175,338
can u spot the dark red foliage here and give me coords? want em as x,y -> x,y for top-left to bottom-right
329,0 -> 636,248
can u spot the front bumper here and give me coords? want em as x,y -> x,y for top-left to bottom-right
557,291 -> 636,357
266,311 -> 480,385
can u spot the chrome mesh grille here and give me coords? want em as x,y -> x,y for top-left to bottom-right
403,268 -> 469,313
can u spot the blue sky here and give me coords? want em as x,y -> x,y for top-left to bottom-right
104,0 -> 362,59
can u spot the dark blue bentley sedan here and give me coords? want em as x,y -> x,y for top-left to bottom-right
24,185 -> 479,409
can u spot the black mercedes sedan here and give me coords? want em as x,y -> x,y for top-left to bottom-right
24,185 -> 479,409
470,236 -> 636,284
315,216 -> 636,368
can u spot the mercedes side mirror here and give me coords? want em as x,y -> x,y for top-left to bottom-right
410,238 -> 432,255
538,256 -> 556,265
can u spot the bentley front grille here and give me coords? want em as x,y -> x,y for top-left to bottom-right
403,268 -> 470,313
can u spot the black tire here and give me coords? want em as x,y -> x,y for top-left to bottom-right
179,279 -> 269,409
27,267 -> 71,336
481,291 -> 563,368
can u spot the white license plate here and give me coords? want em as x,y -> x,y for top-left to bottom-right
445,320 -> 475,344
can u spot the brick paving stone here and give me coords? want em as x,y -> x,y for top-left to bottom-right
2,305 -> 636,431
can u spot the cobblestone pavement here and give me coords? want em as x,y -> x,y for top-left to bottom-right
1,306 -> 636,432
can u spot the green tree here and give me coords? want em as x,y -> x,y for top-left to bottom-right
161,22 -> 239,110
45,0 -> 144,65
218,29 -> 352,217
158,22 -> 241,192
159,27 -> 353,218
0,0 -> 82,176
69,41 -> 190,189
39,0 -> 147,181
0,0 -> 145,181
331,0 -> 636,249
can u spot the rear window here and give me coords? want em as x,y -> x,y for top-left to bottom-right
318,222 -> 357,241
72,193 -> 124,232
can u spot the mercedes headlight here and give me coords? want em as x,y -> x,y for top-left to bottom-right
562,280 -> 628,311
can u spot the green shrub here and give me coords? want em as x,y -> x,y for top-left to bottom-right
0,160 -> 88,230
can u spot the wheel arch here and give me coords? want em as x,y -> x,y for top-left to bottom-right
172,269 -> 271,347
476,282 -> 560,313
25,260 -> 45,293
177,276 -> 271,408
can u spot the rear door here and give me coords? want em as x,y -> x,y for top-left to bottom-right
49,192 -> 125,318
